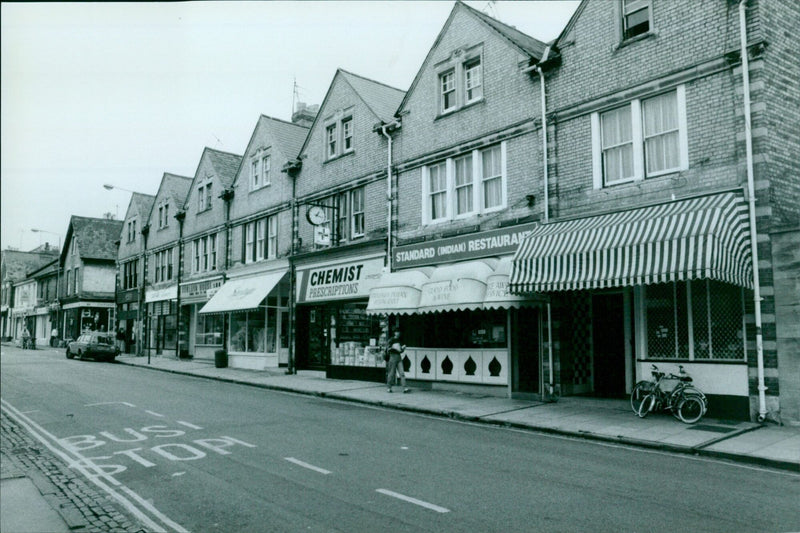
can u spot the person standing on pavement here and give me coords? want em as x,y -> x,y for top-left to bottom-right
50,327 -> 58,347
386,331 -> 409,393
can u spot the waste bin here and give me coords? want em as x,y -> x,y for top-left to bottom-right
214,349 -> 228,368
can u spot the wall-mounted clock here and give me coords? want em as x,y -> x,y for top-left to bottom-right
306,205 -> 328,226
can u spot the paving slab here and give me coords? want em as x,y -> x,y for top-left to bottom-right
0,477 -> 69,533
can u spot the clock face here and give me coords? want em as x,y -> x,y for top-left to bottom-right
306,206 -> 327,226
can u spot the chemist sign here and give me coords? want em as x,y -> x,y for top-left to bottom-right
297,257 -> 384,303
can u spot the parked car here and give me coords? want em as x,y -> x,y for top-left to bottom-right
66,331 -> 120,362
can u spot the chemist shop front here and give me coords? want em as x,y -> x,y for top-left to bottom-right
294,254 -> 385,374
364,223 -> 547,398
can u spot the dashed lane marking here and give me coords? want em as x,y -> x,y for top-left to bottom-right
85,402 -> 136,407
145,410 -> 165,418
284,457 -> 331,475
176,421 -> 203,430
376,489 -> 450,513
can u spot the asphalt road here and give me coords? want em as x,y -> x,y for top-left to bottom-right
2,345 -> 798,533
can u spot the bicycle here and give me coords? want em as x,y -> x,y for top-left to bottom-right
630,364 -> 708,424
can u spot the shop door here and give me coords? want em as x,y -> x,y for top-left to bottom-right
592,293 -> 626,397
279,309 -> 289,365
512,307 -> 540,395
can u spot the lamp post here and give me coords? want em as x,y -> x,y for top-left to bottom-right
30,228 -> 61,346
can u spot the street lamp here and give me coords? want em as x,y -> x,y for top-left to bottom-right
31,228 -> 61,346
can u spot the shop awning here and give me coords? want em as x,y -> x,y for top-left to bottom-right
510,192 -> 753,293
484,257 -> 545,309
365,269 -> 432,315
199,271 -> 286,314
417,260 -> 495,313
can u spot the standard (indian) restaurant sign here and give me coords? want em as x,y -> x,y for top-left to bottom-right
297,258 -> 384,303
393,222 -> 539,269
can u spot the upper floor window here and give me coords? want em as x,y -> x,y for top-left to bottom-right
250,152 -> 272,191
127,219 -> 137,243
437,49 -> 483,115
325,114 -> 354,160
198,182 -> 212,212
122,259 -> 138,290
193,234 -> 217,273
71,236 -> 77,255
73,267 -> 79,294
158,202 -> 170,229
622,0 -> 651,40
592,86 -> 687,189
154,248 -> 174,282
422,142 -> 506,224
243,216 -> 277,264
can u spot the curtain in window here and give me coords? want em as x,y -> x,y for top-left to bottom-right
482,146 -> 502,208
601,106 -> 634,182
643,91 -> 679,174
257,219 -> 266,260
429,163 -> 447,219
268,217 -> 277,258
230,314 -> 248,352
455,154 -> 473,214
351,188 -> 365,236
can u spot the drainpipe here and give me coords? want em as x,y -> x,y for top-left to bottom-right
175,210 -> 186,358
379,121 -> 400,270
537,66 -> 549,223
141,224 -> 150,364
739,0 -> 767,422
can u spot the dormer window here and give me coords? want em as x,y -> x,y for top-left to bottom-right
158,202 -> 170,229
198,181 -> 212,212
622,0 -> 651,40
250,151 -> 272,191
127,219 -> 136,243
437,46 -> 484,116
324,113 -> 355,160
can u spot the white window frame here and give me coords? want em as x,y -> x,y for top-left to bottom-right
480,144 -> 505,212
202,236 -> 209,271
350,187 -> 365,238
342,118 -> 353,153
592,86 -> 688,189
464,57 -> 483,104
245,223 -> 255,263
193,241 -> 200,273
250,158 -> 260,190
256,219 -> 266,261
210,234 -> 217,269
155,252 -> 161,282
267,216 -> 278,258
326,124 -> 337,159
440,70 -> 456,114
621,0 -> 652,41
422,141 -> 507,225
453,153 -> 475,218
324,115 -> 354,160
262,154 -> 271,186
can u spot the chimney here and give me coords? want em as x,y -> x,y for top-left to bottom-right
292,102 -> 318,128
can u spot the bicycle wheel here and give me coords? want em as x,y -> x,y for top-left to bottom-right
637,393 -> 656,418
630,381 -> 654,415
678,395 -> 705,424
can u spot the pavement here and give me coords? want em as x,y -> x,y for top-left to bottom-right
2,347 -> 798,533
113,354 -> 800,472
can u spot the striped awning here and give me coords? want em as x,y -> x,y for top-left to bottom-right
509,192 -> 753,293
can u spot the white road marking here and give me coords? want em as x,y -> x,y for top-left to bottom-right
176,421 -> 203,430
172,472 -> 185,477
21,410 -> 40,414
145,410 -> 165,418
284,457 -> 331,475
401,446 -> 409,450
85,402 -> 136,407
376,489 -> 450,513
1,398 -> 187,532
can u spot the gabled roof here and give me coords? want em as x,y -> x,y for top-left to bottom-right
1,249 -> 59,283
297,69 -> 406,157
27,258 -> 59,278
61,216 -> 124,263
397,1 -> 548,115
232,115 -> 309,188
552,0 -> 588,49
339,70 -> 406,123
129,192 -> 155,221
159,173 -> 193,210
204,148 -> 243,190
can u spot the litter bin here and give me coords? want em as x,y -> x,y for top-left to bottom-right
214,349 -> 228,368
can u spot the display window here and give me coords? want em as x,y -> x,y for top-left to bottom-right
195,314 -> 223,346
400,309 -> 507,349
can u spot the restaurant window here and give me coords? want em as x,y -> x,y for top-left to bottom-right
643,280 -> 745,361
400,309 -> 507,349
195,314 -> 223,346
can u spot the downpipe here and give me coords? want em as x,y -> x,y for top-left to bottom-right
739,0 -> 768,422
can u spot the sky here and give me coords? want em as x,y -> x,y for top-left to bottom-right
1,1 -> 579,252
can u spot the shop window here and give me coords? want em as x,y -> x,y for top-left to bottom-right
229,309 -> 266,353
195,314 -> 223,346
643,280 -> 745,360
401,309 -> 507,349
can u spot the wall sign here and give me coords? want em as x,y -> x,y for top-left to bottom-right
297,257 -> 384,303
394,222 -> 538,269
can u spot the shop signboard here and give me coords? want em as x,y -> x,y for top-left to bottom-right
145,286 -> 177,303
393,222 -> 539,269
180,278 -> 223,303
297,257 -> 384,304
